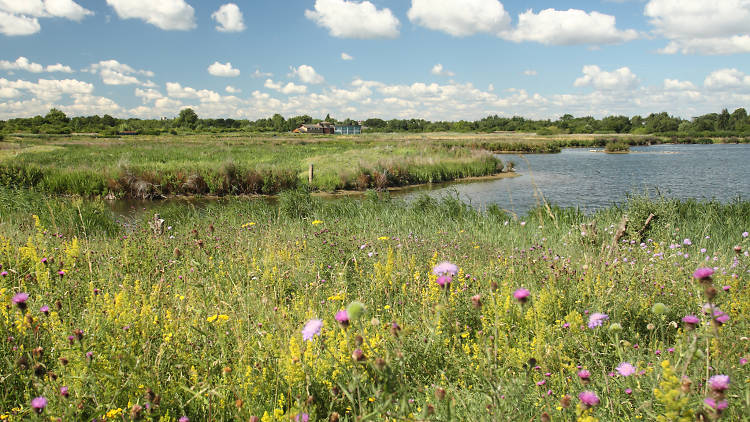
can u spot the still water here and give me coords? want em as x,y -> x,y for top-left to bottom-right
399,144 -> 750,215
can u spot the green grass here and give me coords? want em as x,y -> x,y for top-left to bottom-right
1,189 -> 748,420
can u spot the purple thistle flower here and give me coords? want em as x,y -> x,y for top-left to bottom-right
432,261 -> 458,276
513,288 -> 530,303
86,351 -> 94,359
616,362 -> 636,377
12,292 -> 29,310
625,388 -> 632,395
179,417 -> 190,422
704,397 -> 728,410
57,270 -> 65,277
40,305 -> 50,315
693,267 -> 714,280
578,391 -> 599,407
31,396 -> 47,413
682,314 -> 700,329
0,271 -> 7,276
335,310 -> 349,327
708,375 -> 730,392
60,386 -> 69,397
577,369 -> 591,381
435,275 -> 452,288
713,310 -> 730,325
301,319 -> 323,341
587,313 -> 609,329
743,231 -> 749,238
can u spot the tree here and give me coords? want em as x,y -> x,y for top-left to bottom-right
45,108 -> 69,125
324,113 -> 332,123
176,108 -> 198,128
717,108 -> 731,131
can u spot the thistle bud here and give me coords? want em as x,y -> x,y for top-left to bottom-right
352,349 -> 366,362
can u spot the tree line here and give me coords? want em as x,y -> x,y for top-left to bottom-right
1,107 -> 749,137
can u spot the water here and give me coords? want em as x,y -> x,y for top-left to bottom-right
399,144 -> 750,215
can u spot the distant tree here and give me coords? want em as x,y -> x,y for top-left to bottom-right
102,114 -> 117,127
324,113 -> 332,122
644,112 -> 680,133
45,108 -> 69,125
271,113 -> 286,132
717,108 -> 731,131
176,108 -> 198,128
601,115 -> 631,133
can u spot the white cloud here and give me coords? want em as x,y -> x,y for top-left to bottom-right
645,0 -> 750,54
0,77 -> 93,101
704,68 -> 750,90
574,65 -> 639,90
0,0 -> 47,16
264,79 -> 307,95
252,69 -> 273,78
0,10 -> 41,35
407,0 -> 511,37
523,70 -> 537,76
501,9 -> 638,45
305,0 -> 400,39
663,79 -> 696,90
134,87 -> 163,103
431,64 -> 455,77
166,82 -> 222,103
207,61 -> 240,77
105,0 -> 196,31
291,65 -> 324,84
43,0 -> 93,21
62,94 -> 120,116
0,57 -> 73,73
88,60 -> 154,86
211,3 -> 245,33
225,85 -> 241,94
341,52 -> 354,61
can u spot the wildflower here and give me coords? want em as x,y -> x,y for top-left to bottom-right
625,388 -> 632,395
435,387 -> 447,400
704,397 -> 728,410
608,322 -> 622,333
616,362 -> 636,377
560,394 -> 572,408
31,396 -> 47,414
12,293 -> 29,311
57,270 -> 65,277
588,313 -> 609,329
60,386 -> 69,398
311,220 -> 323,225
713,310 -> 730,325
301,319 -> 323,341
334,310 -> 349,328
0,271 -> 7,276
346,301 -> 365,320
296,413 -> 309,422
390,322 -> 401,337
536,380 -> 546,386
471,294 -> 482,309
40,305 -> 49,315
577,369 -> 591,383
513,288 -> 530,304
86,351 -> 94,360
693,267 -> 714,281
432,261 -> 458,276
682,315 -> 700,329
578,391 -> 599,408
743,231 -> 749,238
708,375 -> 730,392
179,418 -> 189,422
435,275 -> 452,288
352,349 -> 366,362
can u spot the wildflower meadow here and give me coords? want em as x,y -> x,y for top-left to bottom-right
1,188 -> 748,421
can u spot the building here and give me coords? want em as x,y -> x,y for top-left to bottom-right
294,122 -> 335,134
334,125 -> 362,135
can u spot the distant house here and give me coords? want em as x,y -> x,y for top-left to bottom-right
294,122 -> 335,134
334,125 -> 362,135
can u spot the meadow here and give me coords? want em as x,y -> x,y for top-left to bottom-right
1,187 -> 748,421
2,132 -> 748,198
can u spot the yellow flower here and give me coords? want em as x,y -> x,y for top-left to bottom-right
242,222 -> 256,228
378,236 -> 389,240
312,220 -> 323,225
207,314 -> 229,323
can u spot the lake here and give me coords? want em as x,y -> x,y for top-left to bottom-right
398,144 -> 750,215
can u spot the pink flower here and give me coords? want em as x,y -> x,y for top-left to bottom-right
334,310 -> 349,327
513,288 -> 530,303
708,375 -> 730,392
704,397 -> 728,410
31,397 -> 47,413
616,362 -> 636,377
435,275 -> 452,288
625,388 -> 632,395
578,391 -> 599,407
693,267 -> 714,280
301,319 -> 323,341
577,369 -> 591,381
588,313 -> 609,328
432,262 -> 458,276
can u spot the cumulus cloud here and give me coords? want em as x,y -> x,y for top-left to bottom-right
407,0 -> 511,37
431,64 -> 455,77
305,0 -> 400,39
264,79 -> 307,95
574,65 -> 639,90
207,61 -> 240,77
0,77 -> 93,101
523,70 -> 537,76
88,60 -> 155,86
251,69 -> 273,78
105,0 -> 196,31
703,68 -> 750,89
0,0 -> 91,36
501,9 -> 638,45
212,3 -> 245,32
291,65 -> 324,84
645,0 -> 750,54
166,82 -> 222,103
663,79 -> 696,90
225,85 -> 241,94
341,52 -> 354,61
134,87 -> 163,103
0,57 -> 73,73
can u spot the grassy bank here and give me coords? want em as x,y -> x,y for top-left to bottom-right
1,189 -> 748,420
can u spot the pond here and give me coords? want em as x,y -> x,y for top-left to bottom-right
398,144 -> 750,215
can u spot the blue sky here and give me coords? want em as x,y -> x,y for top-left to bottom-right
1,0 -> 749,121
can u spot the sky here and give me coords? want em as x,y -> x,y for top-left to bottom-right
1,0 -> 750,121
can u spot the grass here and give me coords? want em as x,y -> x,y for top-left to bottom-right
1,188 -> 748,421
